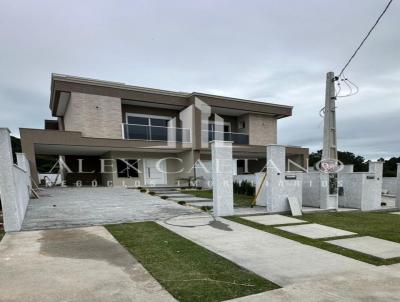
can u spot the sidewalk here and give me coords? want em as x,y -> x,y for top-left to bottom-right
0,226 -> 175,302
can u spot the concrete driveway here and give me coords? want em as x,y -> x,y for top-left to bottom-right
0,226 -> 175,302
22,187 -> 197,230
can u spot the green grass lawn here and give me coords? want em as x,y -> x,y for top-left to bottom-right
106,222 -> 278,302
184,190 -> 253,207
228,211 -> 400,266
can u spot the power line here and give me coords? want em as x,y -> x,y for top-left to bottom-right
338,0 -> 394,77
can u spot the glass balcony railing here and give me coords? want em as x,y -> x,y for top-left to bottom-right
122,124 -> 191,143
202,130 -> 249,145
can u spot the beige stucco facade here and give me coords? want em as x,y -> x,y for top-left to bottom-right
64,92 -> 122,139
238,113 -> 277,146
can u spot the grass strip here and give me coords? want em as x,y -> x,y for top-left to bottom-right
184,190 -> 253,208
227,213 -> 400,266
106,221 -> 278,302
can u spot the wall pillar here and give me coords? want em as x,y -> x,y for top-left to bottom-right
20,131 -> 39,185
0,128 -> 28,232
320,173 -> 338,210
211,141 -> 234,216
266,145 -> 285,212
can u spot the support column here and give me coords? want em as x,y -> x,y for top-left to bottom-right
211,141 -> 234,216
20,129 -> 39,185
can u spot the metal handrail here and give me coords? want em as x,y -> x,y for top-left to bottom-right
201,129 -> 249,136
123,123 -> 191,131
122,123 -> 191,143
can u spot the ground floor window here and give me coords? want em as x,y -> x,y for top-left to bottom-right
117,159 -> 139,178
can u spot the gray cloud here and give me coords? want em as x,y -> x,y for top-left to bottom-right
0,0 -> 399,159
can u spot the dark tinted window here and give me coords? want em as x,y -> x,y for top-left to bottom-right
127,116 -> 149,125
117,159 -> 139,178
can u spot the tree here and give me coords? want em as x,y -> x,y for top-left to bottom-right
308,150 -> 368,172
382,156 -> 400,177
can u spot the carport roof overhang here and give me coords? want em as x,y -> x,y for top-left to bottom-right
34,144 -> 186,156
20,128 -> 190,156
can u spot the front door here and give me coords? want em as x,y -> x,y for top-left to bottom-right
143,159 -> 167,185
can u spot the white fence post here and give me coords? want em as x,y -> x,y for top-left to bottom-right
211,140 -> 234,216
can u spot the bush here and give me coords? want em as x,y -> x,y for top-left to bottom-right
200,206 -> 212,211
233,180 -> 255,196
178,201 -> 186,205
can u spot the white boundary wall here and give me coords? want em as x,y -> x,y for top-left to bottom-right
302,172 -> 322,208
338,172 -> 381,211
0,128 -> 31,232
383,177 -> 397,195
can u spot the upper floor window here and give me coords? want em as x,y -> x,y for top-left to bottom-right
126,114 -> 170,127
125,113 -> 171,141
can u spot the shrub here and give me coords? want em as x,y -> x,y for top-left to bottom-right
233,180 -> 255,196
200,206 -> 213,211
178,200 -> 186,205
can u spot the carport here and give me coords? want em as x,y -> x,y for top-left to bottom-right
22,187 -> 196,230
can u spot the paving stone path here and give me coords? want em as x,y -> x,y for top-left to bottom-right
276,223 -> 356,239
22,187 -> 197,230
327,236 -> 400,259
159,215 -> 370,286
242,214 -> 306,226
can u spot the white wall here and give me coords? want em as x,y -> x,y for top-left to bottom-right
383,177 -> 397,195
302,172 -> 322,208
0,129 -> 31,232
338,172 -> 382,211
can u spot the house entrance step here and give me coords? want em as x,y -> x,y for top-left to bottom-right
158,193 -> 193,198
170,197 -> 212,203
187,201 -> 213,207
141,185 -> 186,191
152,190 -> 181,194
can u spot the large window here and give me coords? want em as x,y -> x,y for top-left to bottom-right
126,114 -> 171,141
116,159 -> 139,178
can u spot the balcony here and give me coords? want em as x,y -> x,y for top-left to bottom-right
202,130 -> 249,145
122,123 -> 191,143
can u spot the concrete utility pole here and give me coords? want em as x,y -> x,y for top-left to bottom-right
322,71 -> 338,161
320,71 -> 339,210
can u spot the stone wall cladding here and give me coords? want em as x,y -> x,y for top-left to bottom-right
64,92 -> 122,139
248,114 -> 277,145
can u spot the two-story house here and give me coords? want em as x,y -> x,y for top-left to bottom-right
20,74 -> 308,187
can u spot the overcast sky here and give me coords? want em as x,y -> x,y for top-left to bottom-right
0,0 -> 399,159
